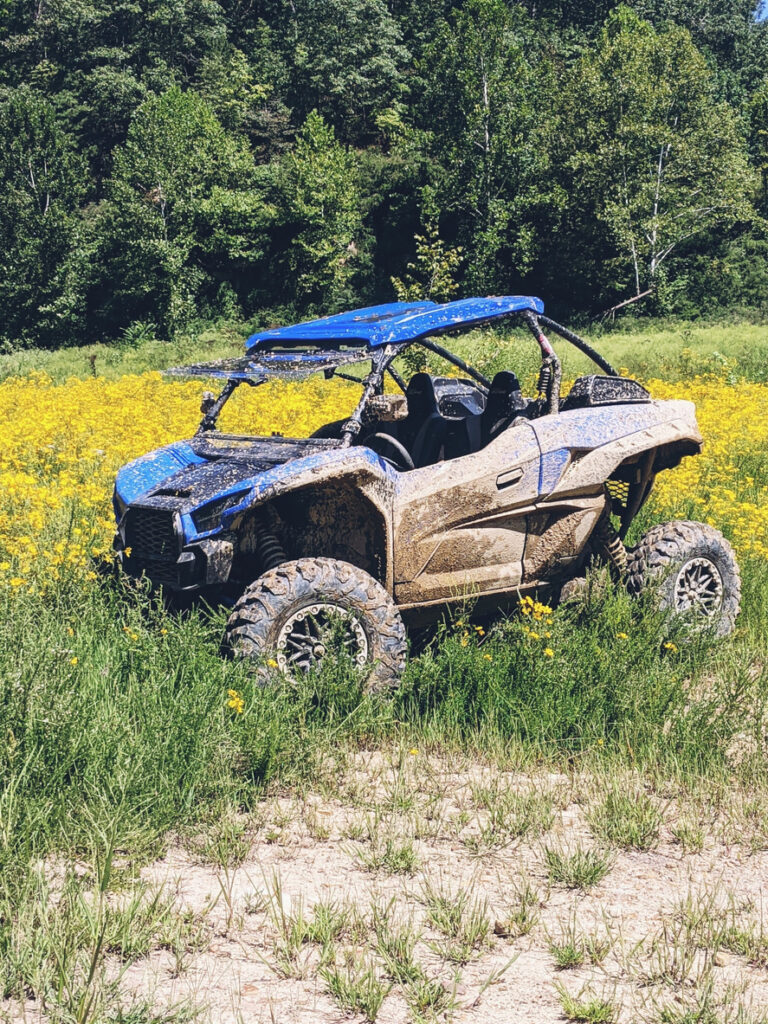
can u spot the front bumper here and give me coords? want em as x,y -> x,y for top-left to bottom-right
114,514 -> 234,592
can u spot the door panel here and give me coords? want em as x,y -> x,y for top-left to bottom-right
392,421 -> 541,605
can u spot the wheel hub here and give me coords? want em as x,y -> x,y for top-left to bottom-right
673,557 -> 723,617
275,603 -> 369,675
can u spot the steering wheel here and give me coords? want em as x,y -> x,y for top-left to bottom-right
363,432 -> 415,471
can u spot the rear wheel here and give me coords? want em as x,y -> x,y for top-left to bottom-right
627,520 -> 741,638
225,557 -> 407,692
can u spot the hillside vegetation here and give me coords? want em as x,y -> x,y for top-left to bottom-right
3,1 -> 768,350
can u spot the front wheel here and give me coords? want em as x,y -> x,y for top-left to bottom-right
225,558 -> 407,692
627,521 -> 741,638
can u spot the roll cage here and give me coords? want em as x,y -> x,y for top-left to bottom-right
166,299 -> 618,439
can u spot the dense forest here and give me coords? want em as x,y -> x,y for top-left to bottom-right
1,0 -> 768,347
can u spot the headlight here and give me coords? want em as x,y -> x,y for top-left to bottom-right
191,490 -> 249,533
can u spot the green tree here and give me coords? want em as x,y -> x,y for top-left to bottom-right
0,88 -> 91,348
749,78 -> 768,214
198,47 -> 269,136
391,224 -> 462,302
553,7 -> 755,307
277,110 -> 365,311
0,0 -> 230,174
631,1 -> 760,60
283,0 -> 408,144
99,87 -> 267,335
419,0 -> 553,293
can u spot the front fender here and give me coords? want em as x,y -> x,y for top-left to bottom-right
222,446 -> 399,591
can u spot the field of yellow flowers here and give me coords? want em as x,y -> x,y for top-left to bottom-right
0,372 -> 359,593
0,368 -> 766,594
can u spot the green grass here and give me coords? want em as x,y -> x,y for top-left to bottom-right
543,843 -> 614,890
320,957 -> 391,1021
3,315 -> 768,386
587,784 -> 665,851
0,520 -> 766,1012
0,323 -> 250,383
555,982 -> 617,1023
0,548 -> 765,1011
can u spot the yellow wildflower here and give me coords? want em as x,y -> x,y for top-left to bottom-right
226,689 -> 245,714
0,368 -> 764,602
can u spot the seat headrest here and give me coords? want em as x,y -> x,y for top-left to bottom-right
488,370 -> 521,396
405,372 -> 439,418
482,370 -> 525,443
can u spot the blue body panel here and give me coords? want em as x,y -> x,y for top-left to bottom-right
115,442 -> 206,505
245,296 -> 544,351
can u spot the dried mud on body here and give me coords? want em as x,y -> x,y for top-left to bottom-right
10,751 -> 768,1024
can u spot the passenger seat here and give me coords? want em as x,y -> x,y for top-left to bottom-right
480,371 -> 527,445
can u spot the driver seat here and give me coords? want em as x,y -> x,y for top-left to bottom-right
401,373 -> 454,467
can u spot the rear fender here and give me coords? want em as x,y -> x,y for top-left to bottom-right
532,400 -> 702,501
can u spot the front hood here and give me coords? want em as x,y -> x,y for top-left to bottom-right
115,434 -> 342,511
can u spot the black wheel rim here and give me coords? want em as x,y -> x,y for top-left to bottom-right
275,603 -> 369,674
673,557 -> 723,617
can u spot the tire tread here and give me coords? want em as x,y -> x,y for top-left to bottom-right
627,520 -> 741,637
225,557 -> 407,691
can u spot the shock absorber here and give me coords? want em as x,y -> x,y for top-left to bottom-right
537,361 -> 552,398
592,509 -> 628,578
255,524 -> 286,572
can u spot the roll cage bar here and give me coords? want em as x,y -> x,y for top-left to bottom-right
187,312 -> 617,438
335,312 -> 617,448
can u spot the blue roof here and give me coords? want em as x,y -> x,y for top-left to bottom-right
245,296 -> 544,351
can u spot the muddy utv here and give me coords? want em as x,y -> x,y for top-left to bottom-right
113,296 -> 740,689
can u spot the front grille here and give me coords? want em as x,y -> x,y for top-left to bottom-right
124,508 -> 178,562
132,558 -> 179,586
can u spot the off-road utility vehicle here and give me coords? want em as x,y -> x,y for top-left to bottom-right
113,296 -> 740,689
